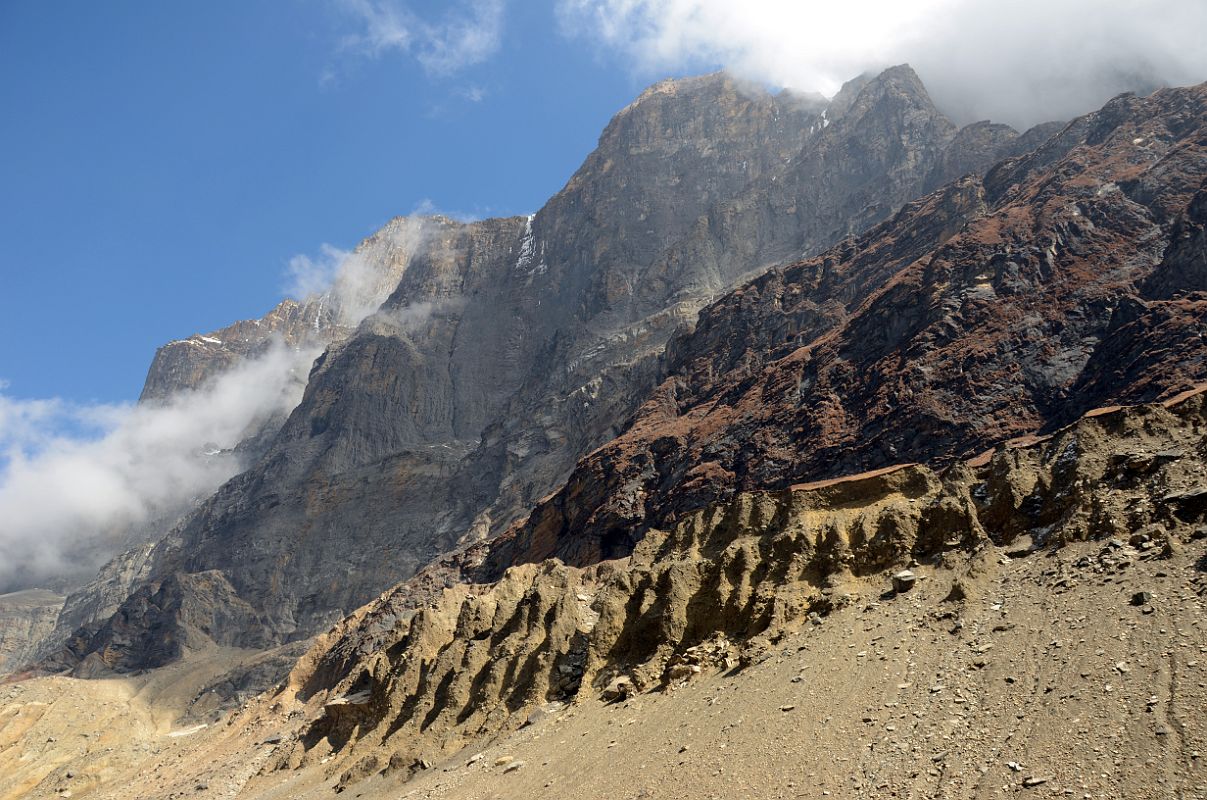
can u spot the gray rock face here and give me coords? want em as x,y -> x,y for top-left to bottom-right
10,218 -> 446,659
138,214 -> 431,404
0,589 -> 63,675
65,66 -> 1046,671
32,542 -> 155,670
138,300 -> 329,403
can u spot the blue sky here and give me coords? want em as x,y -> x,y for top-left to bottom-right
0,2 -> 664,404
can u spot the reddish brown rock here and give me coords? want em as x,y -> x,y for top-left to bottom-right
480,82 -> 1207,578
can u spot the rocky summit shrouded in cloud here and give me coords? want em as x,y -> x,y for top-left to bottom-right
557,0 -> 1207,127
0,225 -> 428,595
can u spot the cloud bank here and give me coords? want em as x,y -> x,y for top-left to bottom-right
0,341 -> 319,593
1,220 -> 434,595
335,0 -> 505,76
557,0 -> 1207,127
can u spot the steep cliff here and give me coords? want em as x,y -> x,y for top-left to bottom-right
59,66 -> 1035,670
482,81 -> 1207,576
0,590 -> 63,675
138,214 -> 435,403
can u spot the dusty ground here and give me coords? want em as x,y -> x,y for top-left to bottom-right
6,535 -> 1203,800
321,540 -> 1207,800
0,648 -> 277,800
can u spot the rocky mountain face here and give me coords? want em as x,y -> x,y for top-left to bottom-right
176,386 -> 1207,796
225,81 -> 1206,767
0,590 -> 63,675
48,66 -> 1040,673
4,69 -> 1206,800
33,544 -> 156,669
9,218 -> 451,669
478,80 -> 1207,577
138,300 -> 328,403
138,214 -> 436,404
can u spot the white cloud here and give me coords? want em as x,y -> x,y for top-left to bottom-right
0,393 -> 71,459
1,218 -> 446,593
410,197 -> 483,223
357,297 -> 467,339
338,0 -> 413,57
335,0 -> 505,76
285,243 -> 347,303
286,242 -> 388,325
556,0 -> 1207,127
0,341 -> 321,592
459,85 -> 487,103
285,216 -> 458,326
416,1 -> 505,75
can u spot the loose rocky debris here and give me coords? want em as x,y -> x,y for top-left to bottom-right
206,389 -> 1207,796
892,570 -> 917,593
600,677 -> 634,703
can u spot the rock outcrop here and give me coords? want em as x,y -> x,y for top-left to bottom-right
33,543 -> 156,669
270,387 -> 1207,785
0,590 -> 63,675
138,214 -> 436,403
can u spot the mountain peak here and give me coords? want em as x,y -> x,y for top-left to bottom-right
874,62 -> 925,87
826,64 -> 934,123
854,63 -> 936,108
617,70 -> 734,115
